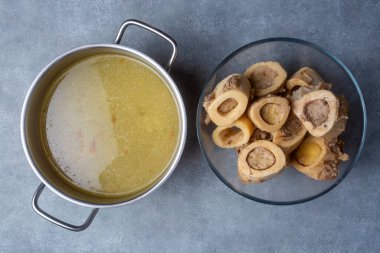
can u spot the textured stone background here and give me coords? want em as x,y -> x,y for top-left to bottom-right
1,0 -> 379,252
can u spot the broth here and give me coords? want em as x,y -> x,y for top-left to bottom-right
40,54 -> 180,196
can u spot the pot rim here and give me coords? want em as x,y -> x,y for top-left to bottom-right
21,43 -> 187,208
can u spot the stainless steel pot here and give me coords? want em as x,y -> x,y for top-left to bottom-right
20,19 -> 187,231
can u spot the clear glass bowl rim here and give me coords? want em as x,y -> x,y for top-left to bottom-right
196,37 -> 367,205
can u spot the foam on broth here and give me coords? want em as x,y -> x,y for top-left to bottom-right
41,54 -> 180,196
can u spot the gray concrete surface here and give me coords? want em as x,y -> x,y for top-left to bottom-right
1,0 -> 379,252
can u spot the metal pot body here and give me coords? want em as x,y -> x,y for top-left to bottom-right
20,20 -> 186,231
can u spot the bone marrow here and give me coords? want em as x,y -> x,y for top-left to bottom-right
217,98 -> 238,113
286,67 -> 324,91
212,115 -> 254,148
292,90 -> 339,137
260,103 -> 283,125
238,140 -> 286,183
304,99 -> 330,127
248,95 -> 290,132
244,61 -> 287,97
291,136 -> 349,180
247,147 -> 276,170
203,74 -> 251,126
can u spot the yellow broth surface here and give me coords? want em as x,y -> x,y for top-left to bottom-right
41,54 -> 180,196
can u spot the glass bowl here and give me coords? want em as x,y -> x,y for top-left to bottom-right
196,38 -> 367,205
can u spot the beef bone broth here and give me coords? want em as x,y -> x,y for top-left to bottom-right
40,54 -> 179,196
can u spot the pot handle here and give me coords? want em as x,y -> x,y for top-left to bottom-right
114,19 -> 177,72
32,183 -> 99,232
